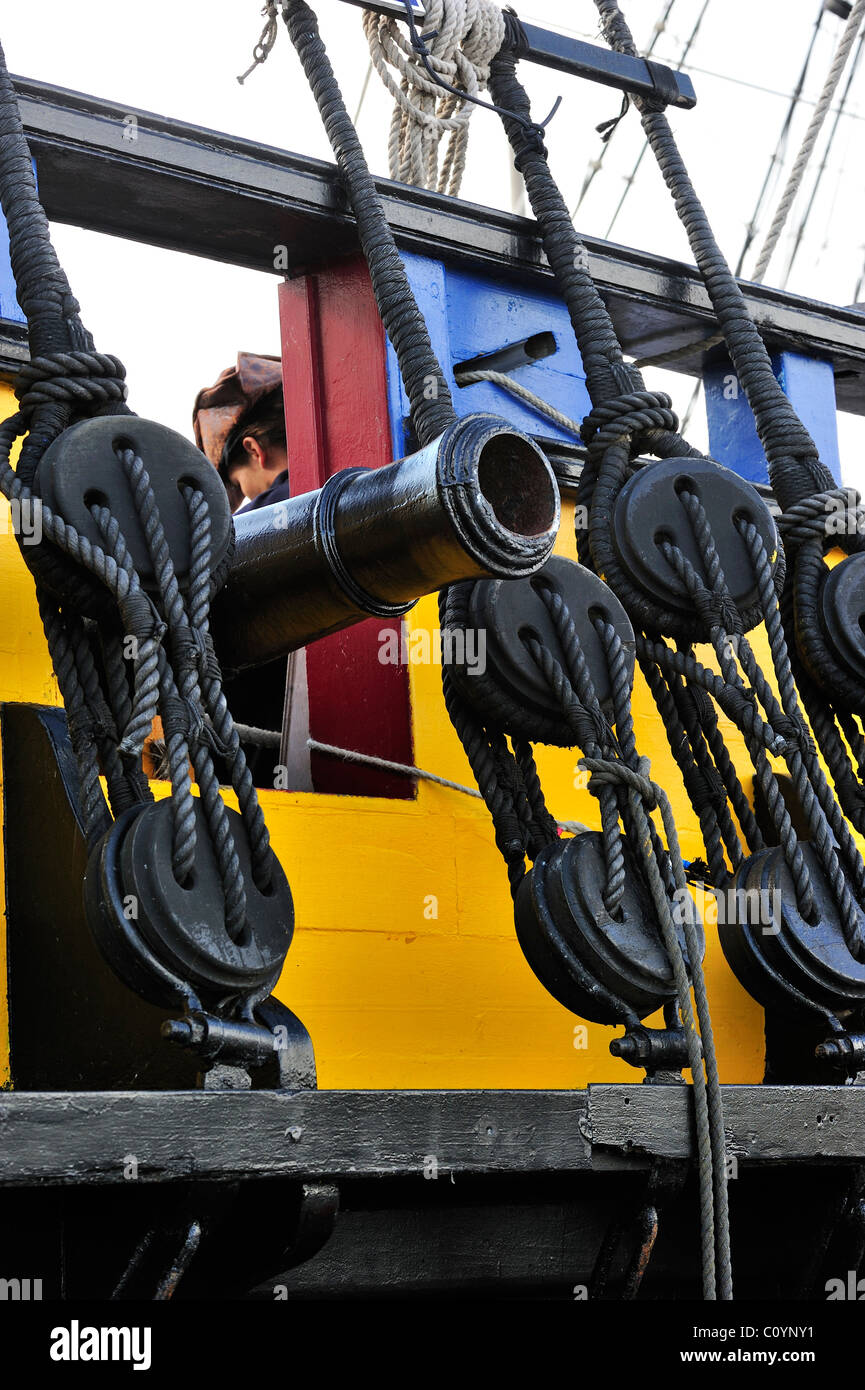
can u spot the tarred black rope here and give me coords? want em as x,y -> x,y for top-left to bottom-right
592,0 -> 832,516
0,43 -> 90,361
282,0 -> 453,449
0,35 -> 282,954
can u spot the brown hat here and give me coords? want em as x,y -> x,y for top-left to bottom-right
192,352 -> 283,472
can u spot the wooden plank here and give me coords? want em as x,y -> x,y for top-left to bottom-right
0,1090 -> 591,1186
3,1085 -> 862,1187
589,1084 -> 865,1162
277,259 -> 414,798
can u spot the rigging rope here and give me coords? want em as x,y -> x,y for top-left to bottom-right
602,0 -> 711,243
243,0 -> 865,1301
752,0 -> 865,282
484,1 -> 865,1297
781,23 -> 865,287
0,35 -> 279,969
456,367 -> 582,436
591,0 -> 865,843
571,0 -> 677,221
628,1 -> 841,370
271,0 -> 734,1300
591,0 -> 834,516
737,0 -> 828,279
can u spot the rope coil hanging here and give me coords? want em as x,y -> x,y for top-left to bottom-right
363,0 -> 505,195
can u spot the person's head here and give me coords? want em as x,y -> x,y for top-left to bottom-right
192,353 -> 286,512
222,392 -> 288,505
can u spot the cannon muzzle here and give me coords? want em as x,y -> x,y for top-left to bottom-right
212,414 -> 560,671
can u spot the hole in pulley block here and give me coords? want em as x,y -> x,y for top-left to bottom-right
673,473 -> 697,498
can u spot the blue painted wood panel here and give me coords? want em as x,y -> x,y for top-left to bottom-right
384,251 -> 591,457
704,350 -> 841,486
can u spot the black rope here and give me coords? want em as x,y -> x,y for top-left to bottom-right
0,35 -> 279,955
282,0 -> 453,449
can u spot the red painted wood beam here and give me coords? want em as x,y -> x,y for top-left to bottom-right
279,257 -> 414,798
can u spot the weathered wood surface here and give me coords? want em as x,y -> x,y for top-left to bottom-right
0,1089 -> 591,1185
1,1086 -> 863,1186
588,1084 -> 865,1162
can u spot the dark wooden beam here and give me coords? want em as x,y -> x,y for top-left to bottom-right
8,75 -> 865,414
2,1086 -> 865,1187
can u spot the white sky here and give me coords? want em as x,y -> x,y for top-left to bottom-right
2,1 -> 864,481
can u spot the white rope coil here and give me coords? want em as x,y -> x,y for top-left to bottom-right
362,0 -> 505,196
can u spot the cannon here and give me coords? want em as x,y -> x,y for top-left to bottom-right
211,412 -> 560,671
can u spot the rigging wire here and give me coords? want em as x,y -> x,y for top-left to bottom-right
781,24 -> 865,287
752,0 -> 865,281
570,0 -> 678,221
602,0 -> 711,242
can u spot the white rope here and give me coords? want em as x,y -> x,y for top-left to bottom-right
232,726 -> 588,830
752,0 -> 865,282
362,0 -> 505,196
310,738 -> 589,831
309,735 -> 483,794
457,367 -> 583,436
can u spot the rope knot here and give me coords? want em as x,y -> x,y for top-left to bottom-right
161,693 -> 205,748
691,586 -> 742,637
778,487 -> 864,552
237,1 -> 280,84
579,754 -> 659,810
771,713 -> 816,761
580,390 -> 679,459
168,623 -> 211,682
683,763 -> 728,817
119,590 -> 166,647
15,352 -> 128,421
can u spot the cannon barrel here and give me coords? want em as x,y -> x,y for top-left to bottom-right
212,413 -> 561,671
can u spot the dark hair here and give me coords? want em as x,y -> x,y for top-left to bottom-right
222,390 -> 287,475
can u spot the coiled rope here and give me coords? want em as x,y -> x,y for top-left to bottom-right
363,0 -> 505,195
